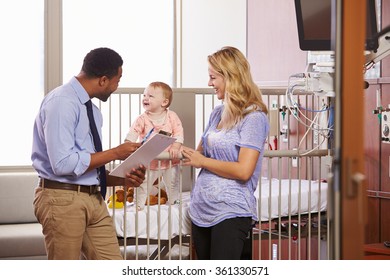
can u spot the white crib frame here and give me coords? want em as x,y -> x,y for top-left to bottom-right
102,87 -> 331,260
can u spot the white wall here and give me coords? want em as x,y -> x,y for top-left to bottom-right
181,0 -> 247,87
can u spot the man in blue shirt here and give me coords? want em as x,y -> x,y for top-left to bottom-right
32,47 -> 145,259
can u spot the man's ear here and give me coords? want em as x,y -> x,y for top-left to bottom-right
98,76 -> 108,87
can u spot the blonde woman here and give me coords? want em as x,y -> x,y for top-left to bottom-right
182,46 -> 269,260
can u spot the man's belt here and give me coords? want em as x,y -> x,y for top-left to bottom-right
39,178 -> 100,195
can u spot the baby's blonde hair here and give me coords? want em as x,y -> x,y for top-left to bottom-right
148,81 -> 173,108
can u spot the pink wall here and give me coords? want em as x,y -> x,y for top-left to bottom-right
247,0 -> 307,85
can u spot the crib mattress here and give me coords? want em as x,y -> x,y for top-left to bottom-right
256,177 -> 328,221
108,192 -> 191,239
109,178 -> 328,238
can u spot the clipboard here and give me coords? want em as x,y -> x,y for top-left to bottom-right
109,133 -> 176,178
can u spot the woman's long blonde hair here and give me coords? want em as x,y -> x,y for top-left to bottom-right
208,46 -> 268,130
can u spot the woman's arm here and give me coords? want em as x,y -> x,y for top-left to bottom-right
182,146 -> 259,181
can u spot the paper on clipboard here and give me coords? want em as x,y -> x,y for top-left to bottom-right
109,133 -> 176,178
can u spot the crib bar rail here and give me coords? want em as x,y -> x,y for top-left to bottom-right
254,149 -> 330,260
109,153 -> 191,260
102,88 -> 331,260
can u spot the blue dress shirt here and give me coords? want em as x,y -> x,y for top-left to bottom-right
31,77 -> 102,185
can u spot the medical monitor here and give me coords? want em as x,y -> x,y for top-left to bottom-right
294,0 -> 378,51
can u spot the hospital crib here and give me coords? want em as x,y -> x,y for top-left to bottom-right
101,86 -> 332,260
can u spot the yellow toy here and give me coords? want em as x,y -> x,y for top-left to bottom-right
107,189 -> 125,209
107,186 -> 169,209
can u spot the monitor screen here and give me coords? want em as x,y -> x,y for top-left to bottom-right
294,0 -> 378,51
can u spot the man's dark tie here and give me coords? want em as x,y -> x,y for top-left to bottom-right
85,100 -> 107,199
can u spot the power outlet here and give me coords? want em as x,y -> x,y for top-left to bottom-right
313,125 -> 319,145
272,244 -> 278,260
382,111 -> 390,144
292,148 -> 298,167
282,124 -> 289,143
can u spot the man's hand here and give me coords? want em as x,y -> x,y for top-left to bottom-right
125,165 -> 146,188
115,142 -> 141,160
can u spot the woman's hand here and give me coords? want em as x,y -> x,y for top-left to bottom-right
181,147 -> 205,168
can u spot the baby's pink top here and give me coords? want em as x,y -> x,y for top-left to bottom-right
125,109 -> 184,170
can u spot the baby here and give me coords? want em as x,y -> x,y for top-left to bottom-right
124,81 -> 184,209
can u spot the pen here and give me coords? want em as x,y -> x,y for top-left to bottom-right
141,128 -> 155,144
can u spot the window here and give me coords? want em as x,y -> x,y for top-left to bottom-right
62,0 -> 246,88
0,0 -> 44,166
62,0 -> 174,87
1,0 -> 246,166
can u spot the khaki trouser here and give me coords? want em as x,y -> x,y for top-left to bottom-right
33,187 -> 122,260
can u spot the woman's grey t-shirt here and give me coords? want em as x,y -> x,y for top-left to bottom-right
189,104 -> 270,227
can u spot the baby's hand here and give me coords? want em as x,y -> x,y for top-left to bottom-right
169,143 -> 182,159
